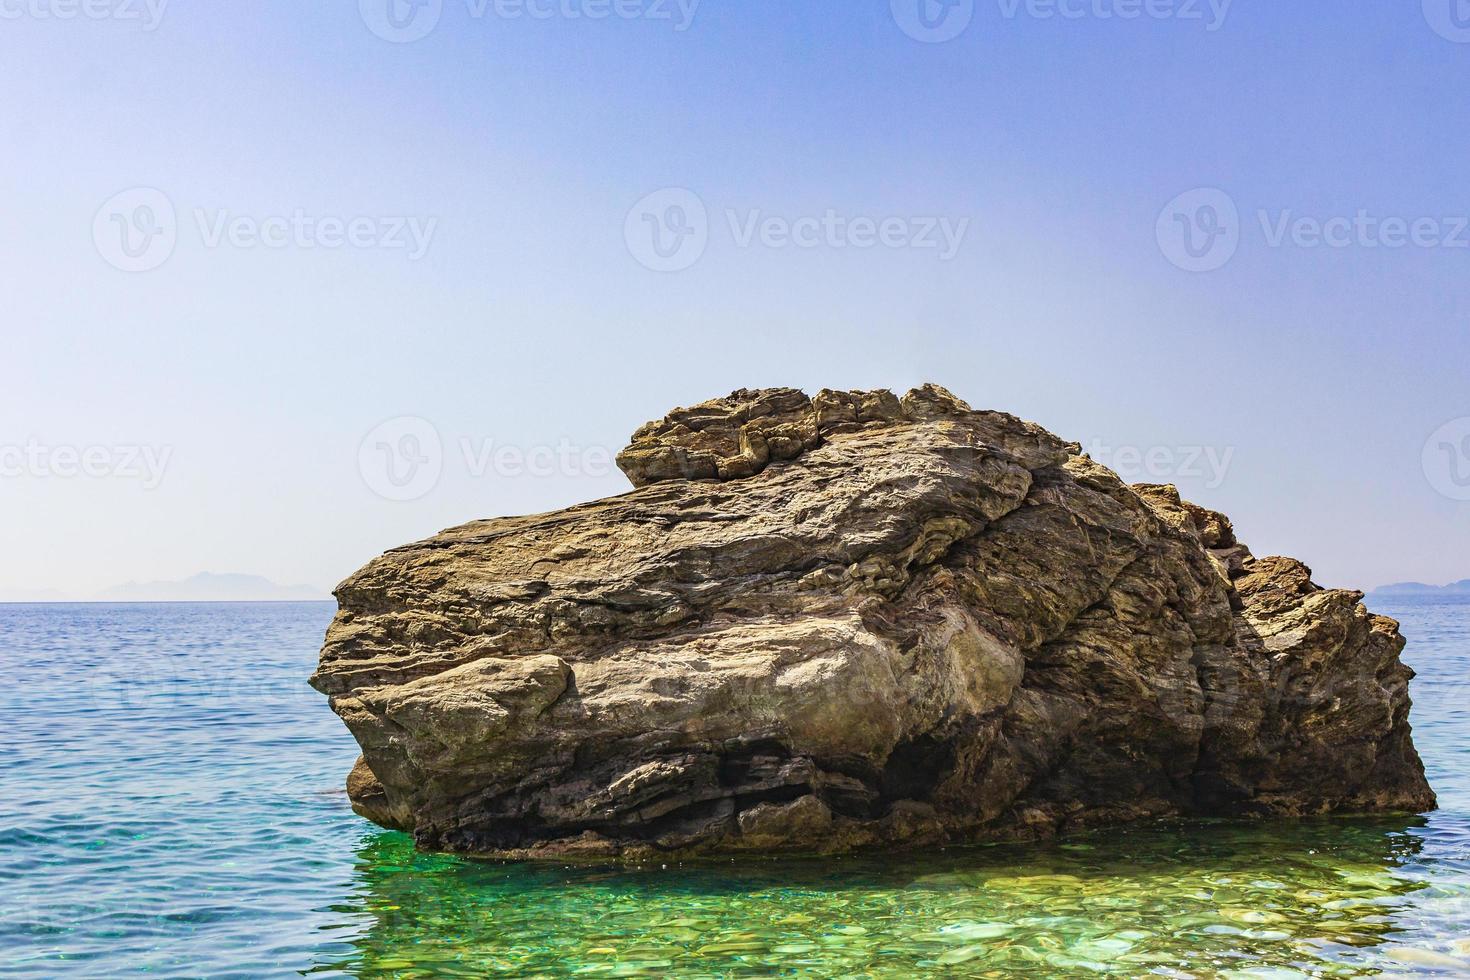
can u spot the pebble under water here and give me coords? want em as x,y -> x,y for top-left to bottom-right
1,597 -> 1467,978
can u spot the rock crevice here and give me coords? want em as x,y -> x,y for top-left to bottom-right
312,385 -> 1435,857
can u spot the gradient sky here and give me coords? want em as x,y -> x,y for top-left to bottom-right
3,1 -> 1469,598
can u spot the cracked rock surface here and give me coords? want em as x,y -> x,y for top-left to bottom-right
311,385 -> 1435,857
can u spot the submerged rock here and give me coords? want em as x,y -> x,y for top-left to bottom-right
311,385 -> 1435,857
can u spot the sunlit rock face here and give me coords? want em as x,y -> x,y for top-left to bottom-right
311,385 -> 1435,858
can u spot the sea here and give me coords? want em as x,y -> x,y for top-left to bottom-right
1,596 -> 1467,978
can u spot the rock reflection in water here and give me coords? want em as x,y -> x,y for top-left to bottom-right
317,815 -> 1467,978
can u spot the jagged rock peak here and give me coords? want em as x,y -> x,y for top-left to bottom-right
615,384 -> 1062,487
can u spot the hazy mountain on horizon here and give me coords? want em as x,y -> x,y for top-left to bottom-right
0,586 -> 71,603
1371,580 -> 1470,596
97,572 -> 331,602
0,572 -> 332,603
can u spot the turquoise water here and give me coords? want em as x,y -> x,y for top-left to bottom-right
1,598 -> 1467,978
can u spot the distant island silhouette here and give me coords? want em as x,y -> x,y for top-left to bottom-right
1371,580 -> 1470,596
0,573 -> 330,603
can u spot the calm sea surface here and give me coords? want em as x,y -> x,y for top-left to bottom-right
1,597 -> 1467,978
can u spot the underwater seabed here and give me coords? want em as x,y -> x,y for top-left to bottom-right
309,813 -> 1470,978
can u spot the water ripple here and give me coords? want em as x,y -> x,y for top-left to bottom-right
2,598 -> 1468,977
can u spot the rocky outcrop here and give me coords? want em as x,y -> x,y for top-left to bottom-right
311,385 -> 1435,857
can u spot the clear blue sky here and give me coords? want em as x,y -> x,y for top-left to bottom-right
3,1 -> 1469,597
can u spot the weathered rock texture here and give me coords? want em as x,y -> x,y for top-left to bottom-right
312,385 -> 1435,857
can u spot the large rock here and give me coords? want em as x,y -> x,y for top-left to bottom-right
311,385 -> 1435,857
